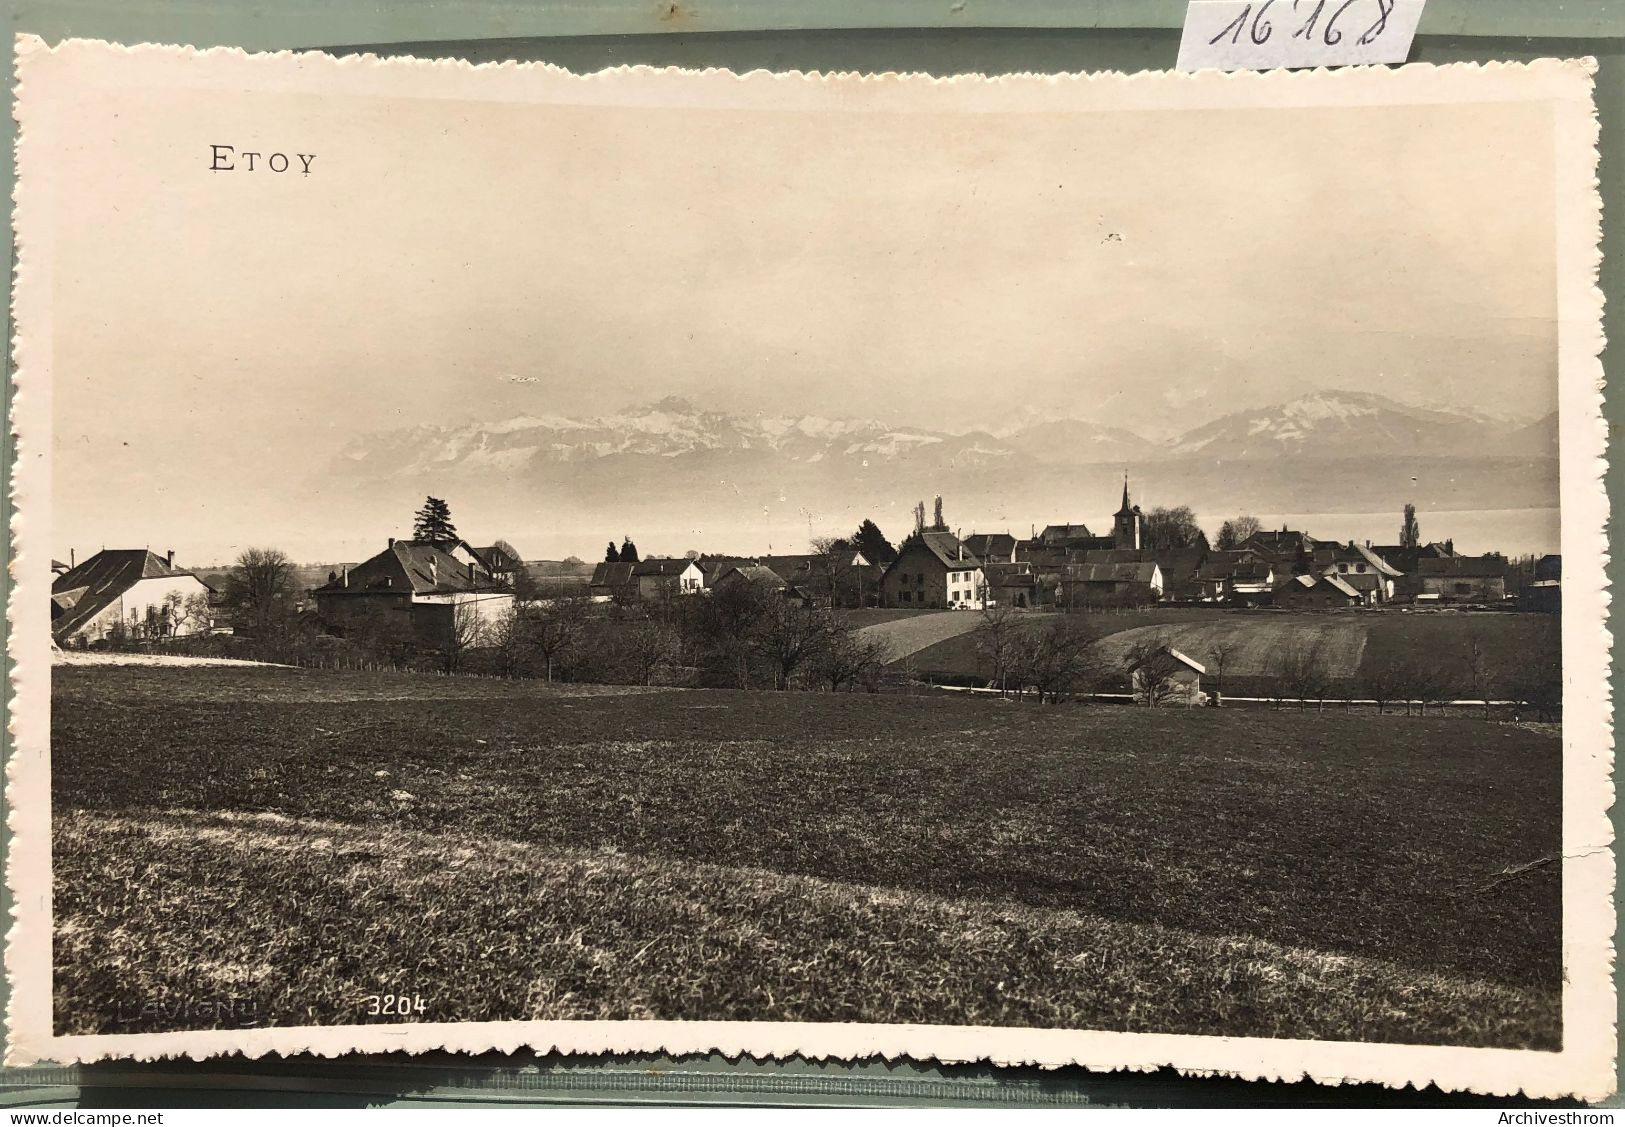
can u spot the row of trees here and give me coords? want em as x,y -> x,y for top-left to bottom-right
460,578 -> 895,691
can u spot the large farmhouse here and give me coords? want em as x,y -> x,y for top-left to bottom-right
1416,555 -> 1509,603
52,549 -> 214,645
880,531 -> 986,610
313,538 -> 513,648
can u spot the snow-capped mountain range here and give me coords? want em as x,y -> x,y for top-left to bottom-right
334,390 -> 1553,477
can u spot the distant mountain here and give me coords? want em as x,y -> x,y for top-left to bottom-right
1000,418 -> 1157,466
334,397 -> 1021,476
1165,390 -> 1521,460
312,391 -> 1557,559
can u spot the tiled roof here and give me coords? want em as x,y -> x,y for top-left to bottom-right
1417,555 -> 1509,578
632,557 -> 700,577
51,549 -> 206,638
590,562 -> 637,587
719,563 -> 788,589
1068,561 -> 1159,585
314,540 -> 507,597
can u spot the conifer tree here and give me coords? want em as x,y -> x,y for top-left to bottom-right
619,536 -> 641,564
605,541 -> 620,563
412,496 -> 458,543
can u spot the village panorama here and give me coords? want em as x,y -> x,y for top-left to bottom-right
50,447 -> 1564,1048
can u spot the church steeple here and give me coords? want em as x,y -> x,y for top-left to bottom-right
1112,473 -> 1142,550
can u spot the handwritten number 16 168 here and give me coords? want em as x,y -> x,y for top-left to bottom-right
1209,0 -> 1397,49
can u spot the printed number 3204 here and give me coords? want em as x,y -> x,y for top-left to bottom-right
365,993 -> 427,1016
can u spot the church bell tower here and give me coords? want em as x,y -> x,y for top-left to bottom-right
1113,475 -> 1143,550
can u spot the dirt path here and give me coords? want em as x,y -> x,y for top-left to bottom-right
857,611 -> 982,661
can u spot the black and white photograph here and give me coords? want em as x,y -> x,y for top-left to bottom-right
9,39 -> 1611,1098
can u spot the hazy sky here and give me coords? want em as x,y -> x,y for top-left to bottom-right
43,64 -> 1561,560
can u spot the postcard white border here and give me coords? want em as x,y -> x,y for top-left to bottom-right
8,37 -> 1613,1099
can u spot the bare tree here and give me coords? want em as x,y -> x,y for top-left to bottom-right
1275,639 -> 1331,712
530,596 -> 589,681
756,596 -> 830,690
440,597 -> 488,673
1459,629 -> 1500,718
1505,652 -> 1562,722
808,536 -> 851,608
490,602 -> 533,678
812,619 -> 891,692
1016,616 -> 1103,703
1215,515 -> 1263,551
156,589 -> 214,638
974,602 -> 1023,694
223,547 -> 300,639
1205,640 -> 1235,702
1125,638 -> 1184,708
1357,661 -> 1410,715
1390,655 -> 1454,716
621,615 -> 680,686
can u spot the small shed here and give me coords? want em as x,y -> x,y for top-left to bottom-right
1128,645 -> 1207,707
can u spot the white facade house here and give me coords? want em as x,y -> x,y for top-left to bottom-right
52,549 -> 215,645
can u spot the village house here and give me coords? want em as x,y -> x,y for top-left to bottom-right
470,543 -> 525,585
757,550 -> 878,608
1128,645 -> 1207,707
588,561 -> 638,602
1196,551 -> 1276,604
1270,572 -> 1361,609
1241,527 -> 1318,575
51,549 -> 216,646
712,563 -> 814,605
879,531 -> 986,610
1415,555 -> 1509,604
981,562 -> 1046,609
312,538 -> 514,648
1526,554 -> 1561,614
1059,561 -> 1162,609
1312,541 -> 1404,605
633,557 -> 707,599
961,533 -> 1018,564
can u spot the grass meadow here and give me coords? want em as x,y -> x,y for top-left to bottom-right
902,607 -> 1559,699
52,663 -> 1561,1047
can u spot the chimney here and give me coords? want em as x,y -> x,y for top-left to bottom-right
70,548 -> 75,567
389,537 -> 396,548
342,565 -> 349,588
165,549 -> 174,568
429,557 -> 437,584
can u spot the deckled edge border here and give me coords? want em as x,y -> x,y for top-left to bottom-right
5,35 -> 1614,1101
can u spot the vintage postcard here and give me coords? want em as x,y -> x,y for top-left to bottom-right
8,37 -> 1613,1098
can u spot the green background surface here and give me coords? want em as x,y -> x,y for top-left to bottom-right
4,0 -> 1623,1108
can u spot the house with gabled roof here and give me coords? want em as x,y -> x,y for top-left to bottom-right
756,551 -> 878,608
1058,561 -> 1162,609
1270,572 -> 1361,609
879,531 -> 986,610
313,537 -> 513,648
52,548 -> 215,645
1196,550 -> 1276,604
1312,541 -> 1403,604
1416,555 -> 1508,604
633,557 -> 706,599
589,561 -> 638,602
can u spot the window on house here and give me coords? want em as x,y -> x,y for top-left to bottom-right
900,591 -> 910,602
1357,563 -> 1367,572
1338,564 -> 1348,573
1455,582 -> 1472,595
